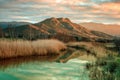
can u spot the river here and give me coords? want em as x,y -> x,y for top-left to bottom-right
0,56 -> 89,80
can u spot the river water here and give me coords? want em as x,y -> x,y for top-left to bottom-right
0,56 -> 89,80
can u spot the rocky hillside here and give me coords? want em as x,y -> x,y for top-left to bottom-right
1,18 -> 113,42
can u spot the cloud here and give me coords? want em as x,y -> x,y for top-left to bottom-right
0,0 -> 120,24
100,2 -> 120,12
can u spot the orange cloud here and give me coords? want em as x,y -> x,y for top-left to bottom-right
18,0 -> 89,5
101,3 -> 120,12
93,2 -> 120,13
0,0 -> 120,24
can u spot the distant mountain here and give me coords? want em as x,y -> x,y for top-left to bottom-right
0,22 -> 31,28
80,22 -> 120,36
2,18 -> 113,42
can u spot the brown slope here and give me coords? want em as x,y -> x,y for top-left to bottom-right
80,22 -> 120,36
3,17 -> 113,41
34,17 -> 98,38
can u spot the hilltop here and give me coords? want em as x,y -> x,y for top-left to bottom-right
0,17 -> 113,42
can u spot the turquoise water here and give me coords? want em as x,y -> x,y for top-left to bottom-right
0,59 -> 89,80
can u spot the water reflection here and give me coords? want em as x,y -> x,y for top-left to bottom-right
0,50 -> 70,69
0,53 -> 89,80
0,55 -> 61,69
0,58 -> 89,80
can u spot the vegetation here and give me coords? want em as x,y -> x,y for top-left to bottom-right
0,39 -> 66,59
66,42 -> 115,58
86,54 -> 120,80
113,37 -> 120,54
85,38 -> 120,80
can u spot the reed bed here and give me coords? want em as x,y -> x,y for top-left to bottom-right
67,42 -> 117,58
0,39 -> 66,59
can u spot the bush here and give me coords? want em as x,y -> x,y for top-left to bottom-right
113,37 -> 120,54
87,55 -> 120,80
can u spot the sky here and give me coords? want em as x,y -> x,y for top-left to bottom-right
0,0 -> 120,24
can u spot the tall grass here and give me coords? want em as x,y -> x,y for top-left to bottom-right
67,42 -> 113,57
0,39 -> 66,59
86,55 -> 120,80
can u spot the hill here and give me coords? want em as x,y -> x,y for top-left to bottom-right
80,22 -> 120,36
2,18 -> 113,42
0,22 -> 31,28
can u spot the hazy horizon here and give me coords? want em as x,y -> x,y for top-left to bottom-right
0,17 -> 120,25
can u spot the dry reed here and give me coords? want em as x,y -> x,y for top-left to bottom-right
67,42 -> 116,58
0,39 -> 66,59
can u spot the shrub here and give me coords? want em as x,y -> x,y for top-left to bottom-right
87,55 -> 120,80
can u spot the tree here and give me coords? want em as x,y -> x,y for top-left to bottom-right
114,37 -> 120,54
52,32 -> 76,42
6,24 -> 16,39
23,27 -> 37,40
0,27 -> 4,38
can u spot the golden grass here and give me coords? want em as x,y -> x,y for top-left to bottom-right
67,42 -> 117,59
0,39 -> 66,59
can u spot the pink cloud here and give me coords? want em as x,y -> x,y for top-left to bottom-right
92,2 -> 120,13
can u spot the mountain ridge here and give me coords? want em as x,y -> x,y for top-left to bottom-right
0,22 -> 31,28
1,18 -> 113,42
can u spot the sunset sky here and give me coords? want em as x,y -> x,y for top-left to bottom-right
0,0 -> 120,24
